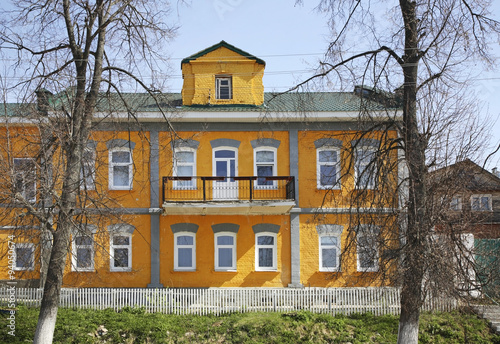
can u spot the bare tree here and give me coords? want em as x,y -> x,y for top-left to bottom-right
293,1 -> 500,343
0,1 -> 177,342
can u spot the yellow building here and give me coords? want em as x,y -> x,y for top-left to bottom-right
0,41 -> 401,289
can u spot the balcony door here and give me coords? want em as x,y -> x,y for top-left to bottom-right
213,148 -> 238,200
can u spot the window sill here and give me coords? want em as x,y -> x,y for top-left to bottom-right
213,269 -> 237,273
172,269 -> 196,272
254,269 -> 280,273
110,269 -> 132,272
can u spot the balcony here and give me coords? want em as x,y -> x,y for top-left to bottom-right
162,176 -> 296,215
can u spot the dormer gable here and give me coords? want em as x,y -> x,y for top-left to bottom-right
181,41 -> 265,106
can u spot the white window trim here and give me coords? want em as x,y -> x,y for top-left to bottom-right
356,229 -> 379,272
355,146 -> 377,190
13,158 -> 36,202
215,76 -> 232,100
72,234 -> 95,272
13,243 -> 35,271
214,232 -> 237,271
255,232 -> 277,271
81,147 -> 96,190
173,147 -> 197,190
470,194 -> 492,211
108,147 -> 133,190
254,147 -> 277,189
174,232 -> 196,271
110,233 -> 132,272
319,234 -> 341,272
316,146 -> 341,190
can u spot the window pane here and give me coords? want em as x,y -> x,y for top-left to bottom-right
77,248 -> 92,268
481,197 -> 489,210
218,248 -> 233,267
217,236 -> 233,245
214,150 -> 235,158
258,248 -> 273,267
113,235 -> 129,246
178,248 -> 192,267
322,248 -> 337,268
75,236 -> 92,246
320,165 -> 336,186
177,235 -> 193,245
177,165 -> 193,177
176,151 -> 194,163
319,150 -> 337,163
112,151 -> 130,163
257,236 -> 274,245
256,151 -> 274,163
16,247 -> 33,268
321,236 -> 337,246
113,166 -> 130,187
257,165 -> 273,185
113,248 -> 129,268
216,161 -> 227,178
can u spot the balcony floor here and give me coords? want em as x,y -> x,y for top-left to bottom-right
162,200 -> 296,215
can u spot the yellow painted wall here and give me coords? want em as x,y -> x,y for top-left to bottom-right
159,215 -> 291,287
181,46 -> 265,106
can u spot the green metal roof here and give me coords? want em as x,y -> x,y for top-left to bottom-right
181,40 -> 266,66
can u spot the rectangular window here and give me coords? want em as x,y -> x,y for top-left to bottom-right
14,243 -> 35,271
355,147 -> 377,189
357,231 -> 379,272
13,158 -> 36,202
173,149 -> 196,189
214,233 -> 236,271
255,233 -> 277,271
174,233 -> 196,271
450,197 -> 462,211
471,194 -> 491,211
110,234 -> 132,271
81,147 -> 96,190
255,149 -> 277,188
216,76 -> 232,99
109,148 -> 133,190
72,235 -> 94,271
317,148 -> 340,189
319,235 -> 341,271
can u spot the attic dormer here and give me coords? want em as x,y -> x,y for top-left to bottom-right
181,41 -> 265,106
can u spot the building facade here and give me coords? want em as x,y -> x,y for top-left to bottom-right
1,41 -> 401,288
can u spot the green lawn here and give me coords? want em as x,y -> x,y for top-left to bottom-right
1,306 -> 499,343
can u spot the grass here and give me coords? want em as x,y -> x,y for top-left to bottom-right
1,305 -> 499,343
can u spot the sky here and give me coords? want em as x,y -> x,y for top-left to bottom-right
162,0 -> 500,169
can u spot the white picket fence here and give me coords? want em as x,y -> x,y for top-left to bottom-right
0,287 -> 457,316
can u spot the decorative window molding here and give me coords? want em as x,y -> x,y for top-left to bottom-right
316,147 -> 341,189
174,232 -> 196,271
210,138 -> 240,149
108,147 -> 133,190
211,223 -> 240,234
13,243 -> 35,271
173,147 -> 196,189
355,225 -> 380,272
250,138 -> 281,149
13,158 -> 36,202
215,76 -> 232,100
254,147 -> 277,188
316,225 -> 343,272
108,224 -> 135,272
255,232 -> 277,271
214,232 -> 237,271
71,225 -> 97,272
471,194 -> 492,211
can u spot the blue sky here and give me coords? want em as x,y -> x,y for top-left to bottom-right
165,0 -> 500,168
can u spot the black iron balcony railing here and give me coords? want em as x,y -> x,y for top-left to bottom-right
162,176 -> 295,203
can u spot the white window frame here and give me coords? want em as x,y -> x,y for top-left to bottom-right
13,158 -> 36,202
471,194 -> 492,211
72,234 -> 95,272
215,76 -> 232,100
356,228 -> 379,272
13,243 -> 35,271
80,146 -> 96,190
108,147 -> 133,190
255,232 -> 277,271
316,147 -> 341,189
173,147 -> 196,190
254,147 -> 277,189
174,232 -> 196,271
355,146 -> 377,189
110,233 -> 132,272
214,232 -> 237,271
319,234 -> 341,272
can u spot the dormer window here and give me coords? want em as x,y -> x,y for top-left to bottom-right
216,76 -> 232,99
